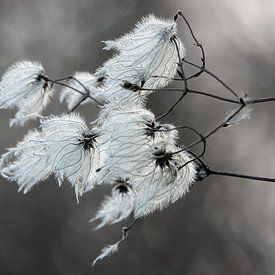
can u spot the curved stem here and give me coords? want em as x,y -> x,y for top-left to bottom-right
173,105 -> 244,155
177,10 -> 206,68
68,95 -> 88,113
183,59 -> 239,99
43,76 -> 103,107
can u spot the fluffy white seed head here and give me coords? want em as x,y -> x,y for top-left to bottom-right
96,109 -> 178,185
0,129 -> 53,193
0,61 -> 53,126
101,15 -> 185,91
92,178 -> 135,229
1,114 -> 100,200
134,142 -> 197,218
103,15 -> 178,52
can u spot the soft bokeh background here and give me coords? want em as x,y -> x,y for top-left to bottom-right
1,0 -> 275,274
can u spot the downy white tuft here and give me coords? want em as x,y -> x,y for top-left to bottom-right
0,61 -> 53,126
91,178 -> 135,229
101,15 -> 185,90
226,100 -> 252,127
96,108 -> 178,184
134,142 -> 197,218
92,241 -> 120,266
1,114 -> 100,200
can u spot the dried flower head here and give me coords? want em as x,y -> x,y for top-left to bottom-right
134,142 -> 197,218
0,61 -> 53,126
1,114 -> 100,200
96,108 -> 178,184
92,177 -> 135,229
101,15 -> 185,90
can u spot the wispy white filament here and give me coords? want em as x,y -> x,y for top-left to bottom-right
92,242 -> 120,266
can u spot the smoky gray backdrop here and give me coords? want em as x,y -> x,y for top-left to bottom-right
1,0 -> 275,274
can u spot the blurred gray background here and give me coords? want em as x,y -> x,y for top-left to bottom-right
1,0 -> 275,274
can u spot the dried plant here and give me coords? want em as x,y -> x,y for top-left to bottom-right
1,11 -> 275,266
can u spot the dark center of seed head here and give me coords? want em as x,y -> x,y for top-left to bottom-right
115,178 -> 131,194
115,184 -> 129,194
154,150 -> 173,170
145,121 -> 161,138
81,132 -> 98,150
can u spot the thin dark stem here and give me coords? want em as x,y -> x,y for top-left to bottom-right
68,95 -> 88,113
173,105 -> 244,155
156,36 -> 188,120
249,97 -> 275,104
183,59 -> 239,99
159,125 -> 207,167
156,91 -> 187,120
204,68 -> 239,98
141,86 -> 275,107
179,142 -> 206,170
186,70 -> 204,80
122,218 -> 139,239
42,76 -> 103,107
142,86 -> 241,105
188,89 -> 240,104
208,169 -> 275,182
177,10 -> 206,68
156,125 -> 203,137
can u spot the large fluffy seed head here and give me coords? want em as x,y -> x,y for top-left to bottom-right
101,15 -> 185,91
0,61 -> 53,126
134,143 -> 197,218
0,129 -> 53,193
96,109 -> 178,185
40,114 -> 101,199
1,114 -> 100,199
103,15 -> 178,52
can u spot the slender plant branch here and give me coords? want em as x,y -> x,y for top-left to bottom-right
177,10 -> 206,68
176,10 -> 239,99
183,59 -> 239,99
122,218 -> 139,239
174,104 -> 244,156
42,75 -> 103,107
208,169 -> 275,182
68,95 -> 89,113
156,35 -> 188,120
196,161 -> 275,183
142,87 -> 240,105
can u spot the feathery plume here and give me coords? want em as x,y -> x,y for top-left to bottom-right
225,95 -> 252,127
92,178 -> 135,229
96,108 -> 178,184
102,15 -> 185,90
1,114 -> 100,200
0,61 -> 53,126
134,142 -> 197,218
92,242 -> 120,266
